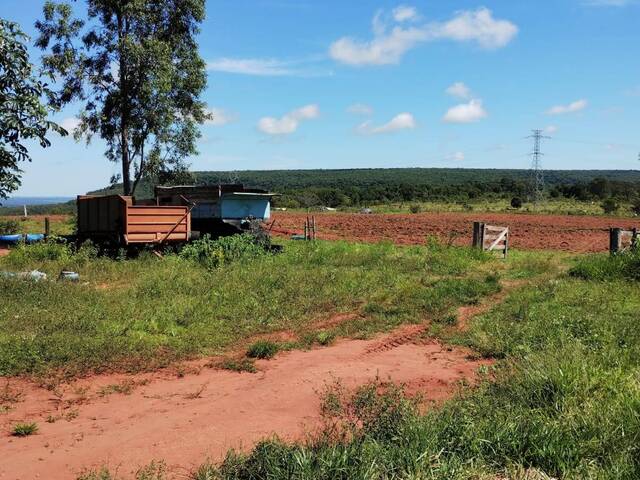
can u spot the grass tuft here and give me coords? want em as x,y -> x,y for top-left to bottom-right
246,340 -> 280,359
11,422 -> 38,437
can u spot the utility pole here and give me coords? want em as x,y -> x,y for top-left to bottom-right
528,129 -> 550,208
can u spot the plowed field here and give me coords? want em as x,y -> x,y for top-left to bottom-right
272,212 -> 639,252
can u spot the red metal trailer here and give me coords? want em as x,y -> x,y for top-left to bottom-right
77,195 -> 191,245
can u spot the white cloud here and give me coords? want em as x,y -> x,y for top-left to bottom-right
258,104 -> 319,135
60,117 -> 81,133
445,151 -> 465,162
431,8 -> 519,49
347,103 -> 374,115
357,112 -> 416,135
393,5 -> 419,22
544,125 -> 559,134
446,82 -> 472,99
443,99 -> 487,123
205,107 -> 236,126
329,7 -> 518,66
546,99 -> 588,115
207,58 -> 292,76
207,57 -> 332,77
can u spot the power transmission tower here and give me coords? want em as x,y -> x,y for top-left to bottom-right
527,129 -> 550,207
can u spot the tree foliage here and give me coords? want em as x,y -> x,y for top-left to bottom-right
35,0 -> 209,195
0,19 -> 65,200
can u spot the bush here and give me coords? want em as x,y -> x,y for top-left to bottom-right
601,198 -> 619,215
179,234 -> 266,269
409,204 -> 421,214
0,219 -> 20,234
510,197 -> 523,209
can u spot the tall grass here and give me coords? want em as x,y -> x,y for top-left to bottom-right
570,249 -> 640,281
0,239 -> 496,377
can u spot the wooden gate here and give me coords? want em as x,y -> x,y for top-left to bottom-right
473,222 -> 509,258
610,228 -> 638,254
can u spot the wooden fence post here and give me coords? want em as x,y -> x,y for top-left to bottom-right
610,228 -> 622,255
472,222 -> 485,249
472,222 -> 480,248
44,217 -> 51,240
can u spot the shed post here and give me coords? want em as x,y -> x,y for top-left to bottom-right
610,228 -> 622,255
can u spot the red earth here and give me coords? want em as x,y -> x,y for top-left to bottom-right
0,325 -> 489,480
272,211 -> 639,252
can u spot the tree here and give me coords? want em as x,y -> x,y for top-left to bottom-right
601,197 -> 619,215
35,0 -> 209,196
0,19 -> 65,200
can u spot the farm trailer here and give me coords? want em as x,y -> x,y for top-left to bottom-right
154,184 -> 277,236
76,195 -> 191,246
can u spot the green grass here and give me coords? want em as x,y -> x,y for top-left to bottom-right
11,422 -> 38,437
0,238 -> 499,377
246,340 -> 280,359
0,215 -> 75,235
570,249 -> 640,281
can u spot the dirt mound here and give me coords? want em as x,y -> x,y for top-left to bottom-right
0,328 -> 488,479
271,211 -> 637,252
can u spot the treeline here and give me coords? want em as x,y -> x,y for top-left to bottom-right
3,169 -> 639,215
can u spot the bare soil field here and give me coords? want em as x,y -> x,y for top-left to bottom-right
1,326 -> 488,480
272,211 -> 639,252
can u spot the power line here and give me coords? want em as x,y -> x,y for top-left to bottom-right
527,129 -> 550,207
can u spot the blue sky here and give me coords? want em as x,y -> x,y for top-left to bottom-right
4,0 -> 640,196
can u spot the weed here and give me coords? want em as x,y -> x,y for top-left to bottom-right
219,358 -> 257,373
11,422 -> 38,437
98,380 -> 138,397
246,340 -> 280,359
185,383 -> 208,400
315,331 -> 335,346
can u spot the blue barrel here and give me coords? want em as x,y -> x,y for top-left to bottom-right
25,234 -> 45,244
0,234 -> 22,244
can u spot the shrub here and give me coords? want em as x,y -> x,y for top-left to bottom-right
179,234 -> 266,269
0,219 -> 20,234
601,198 -> 619,215
409,204 -> 421,214
631,197 -> 640,216
246,340 -> 280,359
7,239 -> 72,263
12,422 -> 38,437
510,197 -> 523,209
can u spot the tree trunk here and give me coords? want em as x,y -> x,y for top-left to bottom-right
121,128 -> 130,195
118,11 -> 131,196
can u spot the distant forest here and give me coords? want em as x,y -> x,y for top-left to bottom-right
98,168 -> 640,209
2,168 -> 640,214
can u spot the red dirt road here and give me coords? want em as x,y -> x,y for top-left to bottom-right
272,211 -> 639,252
1,327 -> 487,480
